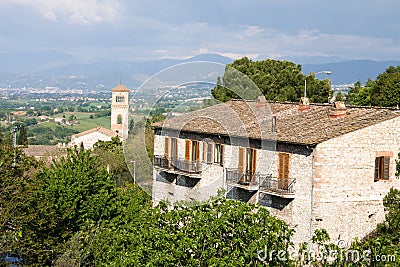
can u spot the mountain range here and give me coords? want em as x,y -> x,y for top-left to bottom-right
1,51 -> 399,89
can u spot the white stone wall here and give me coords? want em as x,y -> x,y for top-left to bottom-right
313,116 -> 400,243
152,134 -> 225,204
70,132 -> 113,149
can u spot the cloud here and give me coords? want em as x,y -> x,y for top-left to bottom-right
2,0 -> 120,25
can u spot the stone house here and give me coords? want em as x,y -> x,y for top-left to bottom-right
69,126 -> 120,149
152,97 -> 400,244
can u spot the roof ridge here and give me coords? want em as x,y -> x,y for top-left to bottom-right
230,98 -> 400,110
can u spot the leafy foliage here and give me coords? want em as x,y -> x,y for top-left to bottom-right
347,65 -> 400,107
0,144 -> 40,255
89,195 -> 294,266
211,57 -> 331,103
11,147 -> 117,264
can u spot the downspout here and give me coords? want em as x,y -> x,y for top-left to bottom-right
309,146 -> 315,250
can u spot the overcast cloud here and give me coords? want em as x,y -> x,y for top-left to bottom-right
1,0 -> 399,63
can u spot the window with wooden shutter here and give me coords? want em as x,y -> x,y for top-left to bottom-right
375,156 -> 390,181
214,144 -> 224,165
278,153 -> 290,189
192,141 -> 200,161
164,137 -> 171,159
185,140 -> 191,160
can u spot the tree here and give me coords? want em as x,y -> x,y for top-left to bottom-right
0,144 -> 40,254
371,66 -> 400,107
14,147 -> 117,264
68,114 -> 75,122
88,195 -> 295,266
211,58 -> 331,103
17,124 -> 28,146
93,137 -> 131,185
129,118 -> 135,132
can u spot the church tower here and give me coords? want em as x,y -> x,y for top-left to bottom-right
111,84 -> 130,140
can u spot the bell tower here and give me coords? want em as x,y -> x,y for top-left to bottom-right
111,84 -> 130,140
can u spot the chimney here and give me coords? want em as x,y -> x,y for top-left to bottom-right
271,115 -> 276,132
330,101 -> 347,118
256,95 -> 266,108
299,97 -> 310,111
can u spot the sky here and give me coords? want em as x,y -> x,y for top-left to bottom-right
1,0 -> 400,63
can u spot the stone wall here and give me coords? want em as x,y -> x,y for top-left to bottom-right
152,132 -> 315,246
70,132 -> 113,149
313,116 -> 400,243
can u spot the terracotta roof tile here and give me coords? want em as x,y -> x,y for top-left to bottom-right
111,84 -> 130,92
154,100 -> 400,145
72,127 -> 119,139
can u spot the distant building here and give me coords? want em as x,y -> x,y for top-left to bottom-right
23,145 -> 66,161
111,84 -> 130,140
54,117 -> 65,124
67,84 -> 130,149
70,126 -> 119,149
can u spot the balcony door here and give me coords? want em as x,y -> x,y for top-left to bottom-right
238,147 -> 257,183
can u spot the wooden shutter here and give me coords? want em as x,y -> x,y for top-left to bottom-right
278,153 -> 290,189
185,140 -> 191,160
164,137 -> 171,159
207,143 -> 214,163
193,141 -> 200,161
238,147 -> 245,172
203,142 -> 208,162
383,157 -> 390,180
250,149 -> 257,174
220,144 -> 224,166
374,157 -> 380,180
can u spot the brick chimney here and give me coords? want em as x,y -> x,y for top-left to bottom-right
330,101 -> 347,118
299,97 -> 310,111
256,95 -> 266,108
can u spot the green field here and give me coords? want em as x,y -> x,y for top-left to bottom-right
26,114 -> 112,145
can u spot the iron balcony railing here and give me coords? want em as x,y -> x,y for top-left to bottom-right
154,155 -> 170,169
154,155 -> 208,174
259,175 -> 295,194
225,168 -> 260,185
225,169 -> 296,195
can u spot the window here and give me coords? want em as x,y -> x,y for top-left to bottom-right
214,143 -> 224,166
278,153 -> 290,189
375,156 -> 390,181
116,96 -> 125,103
117,115 -> 123,124
192,140 -> 200,161
171,138 -> 178,159
203,142 -> 214,164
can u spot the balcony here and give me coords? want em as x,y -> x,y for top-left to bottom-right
154,155 -> 170,169
225,168 -> 260,191
154,155 -> 207,176
259,175 -> 295,198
